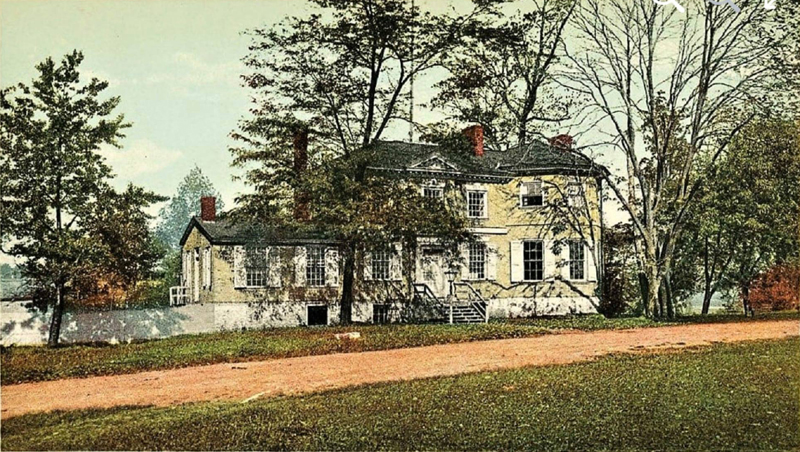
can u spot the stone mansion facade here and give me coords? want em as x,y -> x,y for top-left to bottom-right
179,127 -> 605,327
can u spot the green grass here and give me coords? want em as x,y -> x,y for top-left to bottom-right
2,311 -> 797,385
3,338 -> 797,451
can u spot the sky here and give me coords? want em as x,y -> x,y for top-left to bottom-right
0,0 -> 638,266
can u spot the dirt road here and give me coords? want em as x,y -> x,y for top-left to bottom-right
2,320 -> 797,419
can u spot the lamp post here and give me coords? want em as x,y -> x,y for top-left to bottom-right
444,268 -> 458,324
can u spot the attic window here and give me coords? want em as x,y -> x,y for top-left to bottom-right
422,179 -> 444,199
520,180 -> 545,207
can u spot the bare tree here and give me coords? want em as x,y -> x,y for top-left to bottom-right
433,0 -> 578,150
564,0 -> 799,317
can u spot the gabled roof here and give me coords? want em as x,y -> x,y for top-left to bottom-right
179,215 -> 337,247
367,140 -> 606,180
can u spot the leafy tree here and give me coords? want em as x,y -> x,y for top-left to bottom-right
0,51 -> 159,345
232,0 -> 481,323
675,118 -> 800,314
154,166 -> 224,251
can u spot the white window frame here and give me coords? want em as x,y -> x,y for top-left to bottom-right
567,182 -> 585,208
371,249 -> 391,280
466,190 -> 488,219
422,179 -> 444,199
519,179 -> 546,208
568,240 -> 586,281
244,246 -> 270,288
522,240 -> 544,282
468,242 -> 487,280
306,246 -> 327,287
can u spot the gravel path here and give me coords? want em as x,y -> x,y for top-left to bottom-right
2,320 -> 797,419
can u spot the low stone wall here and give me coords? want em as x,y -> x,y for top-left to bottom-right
0,301 -> 375,346
0,296 -> 597,346
487,296 -> 599,318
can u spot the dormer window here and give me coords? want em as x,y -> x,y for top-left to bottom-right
520,180 -> 545,207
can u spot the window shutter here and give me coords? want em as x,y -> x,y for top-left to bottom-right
586,243 -> 598,282
363,251 -> 373,281
294,246 -> 307,286
459,243 -> 470,280
487,243 -> 498,281
510,241 -> 523,283
204,247 -> 212,289
544,240 -> 557,280
325,248 -> 339,286
390,243 -> 403,281
181,251 -> 188,286
562,243 -> 571,280
233,246 -> 246,288
268,247 -> 282,287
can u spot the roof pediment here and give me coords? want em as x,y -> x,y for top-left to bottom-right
408,154 -> 459,172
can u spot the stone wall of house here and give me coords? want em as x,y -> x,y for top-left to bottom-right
179,174 -> 601,314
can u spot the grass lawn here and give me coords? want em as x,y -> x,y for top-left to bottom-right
2,338 -> 797,451
2,311 -> 798,385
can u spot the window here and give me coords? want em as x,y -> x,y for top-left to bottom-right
469,243 -> 487,280
373,304 -> 390,324
306,246 -> 326,287
245,247 -> 269,287
423,186 -> 443,199
569,241 -> 585,280
371,249 -> 391,280
467,191 -> 487,218
523,241 -> 544,281
307,305 -> 328,326
521,180 -> 544,207
567,183 -> 584,208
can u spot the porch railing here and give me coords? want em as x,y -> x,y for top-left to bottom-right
169,286 -> 188,306
453,281 -> 489,323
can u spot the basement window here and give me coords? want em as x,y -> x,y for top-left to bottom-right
307,305 -> 328,326
373,304 -> 390,324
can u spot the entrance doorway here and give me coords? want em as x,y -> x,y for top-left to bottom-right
419,246 -> 447,297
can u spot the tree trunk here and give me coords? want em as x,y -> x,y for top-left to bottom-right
638,272 -> 650,317
664,274 -> 675,319
339,242 -> 356,325
47,283 -> 66,347
741,284 -> 751,317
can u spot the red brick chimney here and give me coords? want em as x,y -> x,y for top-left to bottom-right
549,134 -> 574,151
293,127 -> 310,222
463,124 -> 484,157
200,196 -> 216,221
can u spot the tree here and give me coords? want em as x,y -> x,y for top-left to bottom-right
232,0 -> 481,323
678,118 -> 800,314
433,0 -> 577,150
564,0 -> 800,317
0,51 -> 158,345
154,166 -> 224,252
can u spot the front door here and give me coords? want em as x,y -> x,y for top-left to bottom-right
419,246 -> 447,297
